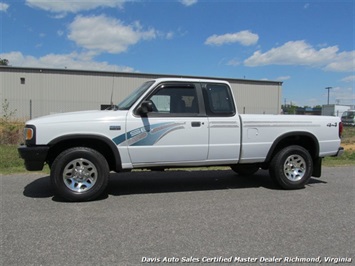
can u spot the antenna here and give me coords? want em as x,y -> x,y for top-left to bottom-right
106,75 -> 117,110
110,76 -> 115,107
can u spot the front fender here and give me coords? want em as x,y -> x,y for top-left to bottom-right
48,134 -> 122,172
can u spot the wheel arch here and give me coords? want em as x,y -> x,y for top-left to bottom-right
265,132 -> 319,165
47,134 -> 122,172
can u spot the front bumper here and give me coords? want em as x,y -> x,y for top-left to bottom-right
18,145 -> 49,171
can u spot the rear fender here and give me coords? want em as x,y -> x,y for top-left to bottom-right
265,132 -> 319,164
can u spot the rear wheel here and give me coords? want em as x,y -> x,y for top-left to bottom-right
269,145 -> 313,189
51,147 -> 109,201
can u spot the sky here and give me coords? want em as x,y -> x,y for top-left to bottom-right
1,0 -> 354,107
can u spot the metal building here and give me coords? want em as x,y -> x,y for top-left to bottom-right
0,67 -> 282,120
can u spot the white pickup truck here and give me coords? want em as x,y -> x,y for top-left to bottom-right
18,78 -> 344,201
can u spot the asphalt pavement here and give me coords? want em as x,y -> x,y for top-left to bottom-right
1,167 -> 354,266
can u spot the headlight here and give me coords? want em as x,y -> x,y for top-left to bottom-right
24,128 -> 33,141
24,125 -> 36,145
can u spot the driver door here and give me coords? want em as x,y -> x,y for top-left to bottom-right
125,82 -> 208,166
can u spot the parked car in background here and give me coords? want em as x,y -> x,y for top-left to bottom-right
341,110 -> 355,126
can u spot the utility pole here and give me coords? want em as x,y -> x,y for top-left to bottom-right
325,87 -> 333,105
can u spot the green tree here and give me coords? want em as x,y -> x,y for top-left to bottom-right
0,58 -> 9,66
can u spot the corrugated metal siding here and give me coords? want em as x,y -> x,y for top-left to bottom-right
1,71 -> 153,119
230,82 -> 281,114
0,67 -> 281,119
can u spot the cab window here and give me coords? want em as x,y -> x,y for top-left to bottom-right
147,84 -> 199,115
203,84 -> 235,116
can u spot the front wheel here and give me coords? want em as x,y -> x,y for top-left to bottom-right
51,147 -> 109,201
269,145 -> 313,189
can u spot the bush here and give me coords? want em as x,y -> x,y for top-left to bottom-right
0,120 -> 24,145
0,99 -> 24,145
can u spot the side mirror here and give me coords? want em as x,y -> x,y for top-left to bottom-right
138,101 -> 154,115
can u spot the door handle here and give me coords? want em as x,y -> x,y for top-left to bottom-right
191,122 -> 201,127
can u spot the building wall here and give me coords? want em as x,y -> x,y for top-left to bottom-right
230,81 -> 281,114
0,67 -> 282,120
321,104 -> 353,117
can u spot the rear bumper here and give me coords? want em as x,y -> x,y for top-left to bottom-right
333,147 -> 344,157
18,145 -> 49,171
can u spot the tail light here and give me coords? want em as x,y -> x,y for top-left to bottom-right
339,122 -> 343,139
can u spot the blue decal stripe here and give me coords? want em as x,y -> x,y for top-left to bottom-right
112,133 -> 126,145
112,122 -> 185,146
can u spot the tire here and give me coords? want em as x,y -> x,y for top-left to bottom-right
269,145 -> 313,189
231,164 -> 259,176
51,147 -> 109,201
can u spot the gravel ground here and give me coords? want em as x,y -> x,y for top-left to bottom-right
1,167 -> 354,265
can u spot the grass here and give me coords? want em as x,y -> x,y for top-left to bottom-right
323,150 -> 355,166
0,145 -> 28,174
0,145 -> 50,175
1,127 -> 354,175
323,125 -> 355,166
340,125 -> 355,145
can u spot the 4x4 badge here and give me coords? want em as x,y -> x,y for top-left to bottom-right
326,122 -> 337,127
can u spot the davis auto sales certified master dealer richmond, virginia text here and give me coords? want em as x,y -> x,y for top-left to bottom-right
141,256 -> 352,263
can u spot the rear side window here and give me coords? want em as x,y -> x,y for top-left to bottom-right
203,83 -> 235,116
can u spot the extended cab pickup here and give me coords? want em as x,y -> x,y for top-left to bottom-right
18,78 -> 344,201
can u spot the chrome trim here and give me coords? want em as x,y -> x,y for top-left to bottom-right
209,121 -> 239,128
243,121 -> 320,128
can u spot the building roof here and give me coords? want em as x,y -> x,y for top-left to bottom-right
0,66 -> 283,86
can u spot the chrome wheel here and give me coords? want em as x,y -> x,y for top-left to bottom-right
283,154 -> 306,182
63,158 -> 98,193
270,145 -> 313,190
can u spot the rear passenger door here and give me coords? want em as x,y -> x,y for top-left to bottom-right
126,82 -> 209,165
202,83 -> 241,162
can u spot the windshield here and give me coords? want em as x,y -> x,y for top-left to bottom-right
117,80 -> 155,110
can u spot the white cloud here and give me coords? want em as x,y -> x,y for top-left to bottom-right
165,31 -> 174,40
68,15 -> 156,54
226,58 -> 240,66
245,40 -> 336,66
276,76 -> 291,81
205,30 -> 259,46
26,0 -> 127,13
341,75 -> 355,83
0,51 -> 135,72
0,2 -> 9,12
323,51 -> 355,72
180,0 -> 198,7
244,40 -> 355,72
330,87 -> 355,105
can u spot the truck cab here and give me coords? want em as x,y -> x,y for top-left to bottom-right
117,80 -> 241,168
